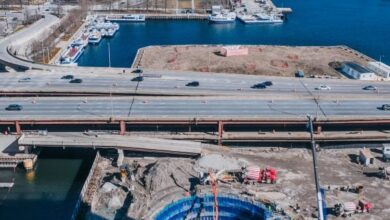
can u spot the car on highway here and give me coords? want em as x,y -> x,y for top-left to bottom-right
5,104 -> 23,111
263,81 -> 273,86
18,77 -> 31,82
131,76 -> 144,82
251,83 -> 267,89
381,104 -> 390,111
315,85 -> 331,90
61,75 -> 74,80
132,69 -> 143,74
69,78 -> 82,83
186,81 -> 199,87
362,85 -> 377,91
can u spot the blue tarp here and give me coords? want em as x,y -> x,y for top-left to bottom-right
155,194 -> 272,220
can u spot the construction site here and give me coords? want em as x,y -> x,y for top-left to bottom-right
133,45 -> 373,78
75,140 -> 390,220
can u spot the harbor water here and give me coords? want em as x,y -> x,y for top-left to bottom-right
78,0 -> 390,67
0,148 -> 95,219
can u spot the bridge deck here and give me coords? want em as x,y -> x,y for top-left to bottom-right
18,134 -> 202,156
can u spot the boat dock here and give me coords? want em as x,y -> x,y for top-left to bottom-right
145,14 -> 207,20
277,7 -> 293,13
0,182 -> 14,188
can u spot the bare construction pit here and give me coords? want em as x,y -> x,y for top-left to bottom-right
134,45 -> 373,78
81,146 -> 390,220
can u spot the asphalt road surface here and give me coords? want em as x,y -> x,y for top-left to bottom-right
0,96 -> 389,120
2,70 -> 390,97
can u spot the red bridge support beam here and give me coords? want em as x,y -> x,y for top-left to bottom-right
218,121 -> 224,145
15,121 -> 21,135
119,120 -> 126,135
316,125 -> 322,135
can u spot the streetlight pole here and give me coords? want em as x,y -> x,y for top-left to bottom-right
307,115 -> 324,220
41,41 -> 45,63
108,40 -> 111,68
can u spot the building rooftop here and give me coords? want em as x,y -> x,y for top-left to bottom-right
368,61 -> 390,71
343,62 -> 372,73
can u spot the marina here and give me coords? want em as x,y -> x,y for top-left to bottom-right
57,15 -> 120,66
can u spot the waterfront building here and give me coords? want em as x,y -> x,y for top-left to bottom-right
367,61 -> 390,80
341,62 -> 376,80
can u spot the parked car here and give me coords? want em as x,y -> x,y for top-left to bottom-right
61,75 -> 74,80
315,85 -> 331,90
18,77 -> 31,82
5,104 -> 23,111
132,69 -> 143,74
251,83 -> 267,89
186,81 -> 199,87
381,104 -> 390,111
362,85 -> 377,91
131,76 -> 144,82
69,78 -> 82,83
263,81 -> 273,86
295,70 -> 305,78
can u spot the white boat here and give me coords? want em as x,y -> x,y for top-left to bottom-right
72,33 -> 89,48
238,13 -> 283,24
106,28 -> 116,37
59,45 -> 84,65
106,14 -> 145,22
88,30 -> 102,44
100,29 -> 108,37
208,11 -> 236,23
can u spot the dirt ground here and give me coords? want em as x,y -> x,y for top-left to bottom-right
136,45 -> 373,78
86,146 -> 390,220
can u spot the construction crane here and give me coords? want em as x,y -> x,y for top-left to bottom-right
307,115 -> 324,220
208,170 -> 219,220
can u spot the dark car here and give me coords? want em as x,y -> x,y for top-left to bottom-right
381,104 -> 390,111
295,70 -> 305,78
5,104 -> 23,111
263,81 -> 273,86
362,85 -> 377,91
132,69 -> 143,74
61,75 -> 74,80
186,81 -> 199,87
69,78 -> 82,83
251,83 -> 267,89
131,76 -> 144,82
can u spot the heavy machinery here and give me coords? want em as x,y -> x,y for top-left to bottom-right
199,169 -> 238,185
380,167 -> 390,180
243,166 -> 277,184
334,200 -> 372,217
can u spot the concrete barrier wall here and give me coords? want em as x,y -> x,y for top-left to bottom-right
70,151 -> 101,220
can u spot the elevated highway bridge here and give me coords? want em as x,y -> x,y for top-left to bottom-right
1,14 -> 390,146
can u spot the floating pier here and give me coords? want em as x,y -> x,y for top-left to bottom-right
145,14 -> 207,20
0,182 -> 14,188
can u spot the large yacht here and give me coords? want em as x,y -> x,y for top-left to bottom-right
88,29 -> 102,44
59,45 -> 84,65
208,6 -> 236,23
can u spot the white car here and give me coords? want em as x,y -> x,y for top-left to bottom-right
315,85 -> 331,90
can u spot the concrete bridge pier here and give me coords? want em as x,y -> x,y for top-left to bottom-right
117,149 -> 124,167
218,121 -> 224,145
120,120 -> 126,135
